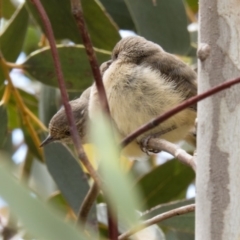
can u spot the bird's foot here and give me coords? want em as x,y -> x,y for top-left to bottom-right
139,136 -> 161,155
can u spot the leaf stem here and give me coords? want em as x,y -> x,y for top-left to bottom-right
0,54 -> 43,159
29,0 -> 101,187
0,83 -> 11,105
5,62 -> 24,69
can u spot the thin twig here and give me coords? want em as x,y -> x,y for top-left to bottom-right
107,203 -> 119,240
70,1 -> 117,236
0,81 -> 11,105
30,0 -> 101,187
0,54 -> 43,158
148,139 -> 196,172
5,62 -> 24,69
70,0 -> 110,114
78,182 -> 100,224
118,204 -> 195,240
0,61 -> 47,131
121,76 -> 240,147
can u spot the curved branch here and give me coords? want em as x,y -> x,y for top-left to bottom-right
148,139 -> 196,172
78,182 -> 99,224
70,0 -> 110,115
70,1 -> 117,235
121,76 -> 240,147
118,204 -> 195,240
30,0 -> 101,187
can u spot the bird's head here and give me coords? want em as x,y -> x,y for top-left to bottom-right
40,87 -> 90,147
111,36 -> 163,63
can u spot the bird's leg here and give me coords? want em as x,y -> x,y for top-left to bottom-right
139,125 -> 177,154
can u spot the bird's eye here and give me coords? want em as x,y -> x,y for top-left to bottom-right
114,52 -> 119,59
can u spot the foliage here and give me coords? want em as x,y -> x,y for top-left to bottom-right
0,0 -> 198,239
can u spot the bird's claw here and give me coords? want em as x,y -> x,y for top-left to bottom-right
139,136 -> 161,155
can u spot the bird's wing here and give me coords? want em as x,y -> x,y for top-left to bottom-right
146,52 -> 197,107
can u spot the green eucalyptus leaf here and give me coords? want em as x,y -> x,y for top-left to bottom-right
19,89 -> 39,116
184,0 -> 198,13
0,132 -> 14,155
25,0 -> 120,50
22,124 -> 43,162
97,203 -> 166,239
23,45 -> 111,91
38,85 -> 59,126
0,3 -> 28,61
0,105 -> 8,147
43,142 -> 96,223
143,198 -> 195,229
165,231 -> 194,240
2,0 -> 16,19
0,3 -> 28,84
6,89 -> 38,130
90,112 -> 141,228
48,192 -> 70,215
124,0 -> 191,54
6,104 -> 20,130
99,0 -> 136,31
23,26 -> 41,55
0,162 -> 89,240
134,160 -> 195,209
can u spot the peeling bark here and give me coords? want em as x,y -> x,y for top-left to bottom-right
197,1 -> 240,239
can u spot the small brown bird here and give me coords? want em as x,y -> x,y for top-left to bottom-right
40,87 -> 91,147
88,36 -> 197,158
41,36 -> 197,159
39,60 -> 112,147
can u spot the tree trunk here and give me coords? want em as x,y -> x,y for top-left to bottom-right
196,0 -> 240,239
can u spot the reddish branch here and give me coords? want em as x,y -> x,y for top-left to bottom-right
70,0 -> 117,237
70,0 -> 110,114
118,204 -> 195,240
121,76 -> 240,147
78,182 -> 99,224
30,0 -> 101,187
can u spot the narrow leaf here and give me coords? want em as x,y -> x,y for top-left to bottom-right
0,105 -> 8,147
90,113 -> 141,228
44,142 -> 94,216
97,203 -> 166,239
22,124 -> 43,162
0,162 -> 89,240
124,0 -> 191,54
23,45 -> 111,91
25,0 -> 120,50
0,3 -> 28,84
2,0 -> 16,19
38,85 -> 59,126
134,160 -> 195,209
143,199 -> 195,240
0,3 -> 28,61
100,0 -> 136,31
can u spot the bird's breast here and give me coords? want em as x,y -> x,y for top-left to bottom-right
102,62 -> 187,136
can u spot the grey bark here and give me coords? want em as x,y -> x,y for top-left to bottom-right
196,0 -> 240,239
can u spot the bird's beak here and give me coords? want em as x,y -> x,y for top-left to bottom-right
40,135 -> 55,147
